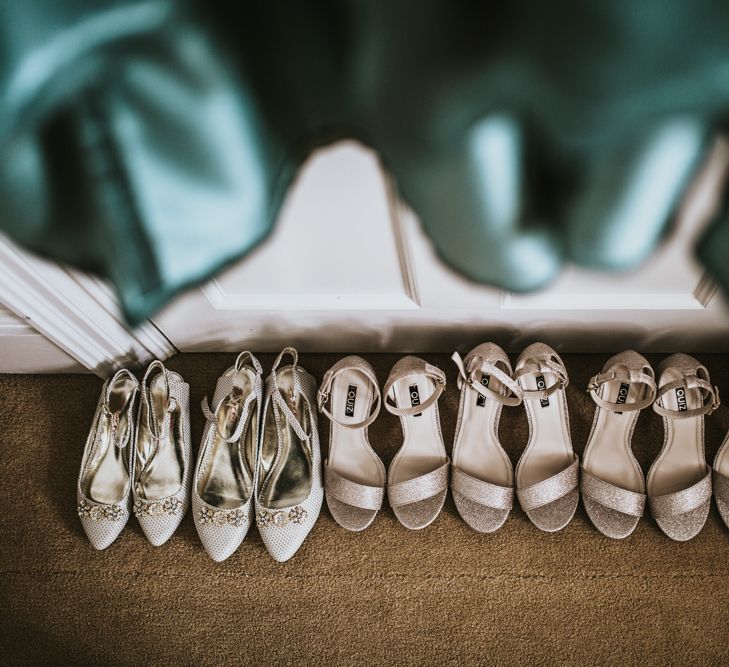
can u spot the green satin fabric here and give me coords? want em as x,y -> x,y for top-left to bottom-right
2,0 -> 729,324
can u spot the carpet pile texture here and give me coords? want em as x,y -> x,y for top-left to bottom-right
2,353 -> 729,666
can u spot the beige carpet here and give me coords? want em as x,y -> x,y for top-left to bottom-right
2,353 -> 729,666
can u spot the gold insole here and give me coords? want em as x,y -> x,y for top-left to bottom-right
259,369 -> 312,509
85,376 -> 136,504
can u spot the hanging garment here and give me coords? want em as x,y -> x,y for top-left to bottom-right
2,0 -> 729,324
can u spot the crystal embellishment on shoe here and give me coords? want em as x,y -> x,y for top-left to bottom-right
77,499 -> 124,522
199,506 -> 247,527
133,496 -> 183,518
257,506 -> 308,527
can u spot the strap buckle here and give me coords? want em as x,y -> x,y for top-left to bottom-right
587,370 -> 613,393
317,388 -> 329,412
710,385 -> 721,414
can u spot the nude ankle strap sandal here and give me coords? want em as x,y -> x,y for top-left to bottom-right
514,343 -> 579,532
318,356 -> 386,531
647,353 -> 719,541
450,343 -> 523,533
581,351 -> 656,539
384,356 -> 449,530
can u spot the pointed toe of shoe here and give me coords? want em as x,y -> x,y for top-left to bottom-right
259,526 -> 310,563
326,496 -> 378,532
654,501 -> 710,542
453,491 -> 510,533
392,490 -> 447,530
137,510 -> 186,546
196,522 -> 249,562
583,496 -> 640,539
258,495 -> 323,562
193,497 -> 252,561
525,488 -> 579,533
80,517 -> 126,550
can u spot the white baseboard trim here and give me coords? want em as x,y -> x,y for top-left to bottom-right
0,234 -> 176,377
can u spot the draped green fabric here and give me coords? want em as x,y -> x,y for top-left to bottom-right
2,0 -> 729,324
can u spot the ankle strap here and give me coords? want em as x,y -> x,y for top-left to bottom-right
653,375 -> 720,419
451,352 -> 522,406
384,357 -> 446,417
201,389 -> 257,443
515,356 -> 569,401
234,350 -> 263,375
272,346 -> 298,372
266,356 -> 310,441
587,367 -> 656,413
141,360 -> 176,441
103,369 -> 138,449
318,357 -> 381,430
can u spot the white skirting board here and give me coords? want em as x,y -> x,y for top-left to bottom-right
0,235 -> 175,376
0,306 -> 83,373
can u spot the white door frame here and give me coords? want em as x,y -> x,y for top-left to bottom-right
0,234 -> 175,376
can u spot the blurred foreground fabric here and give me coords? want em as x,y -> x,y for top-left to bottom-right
2,0 -> 729,324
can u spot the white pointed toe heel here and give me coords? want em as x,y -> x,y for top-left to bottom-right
256,348 -> 323,562
515,343 -> 579,532
77,369 -> 138,550
133,360 -> 192,546
581,351 -> 656,539
319,356 -> 385,531
385,356 -> 449,530
450,343 -> 523,533
193,352 -> 263,562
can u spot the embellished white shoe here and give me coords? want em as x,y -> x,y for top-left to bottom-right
256,348 -> 323,562
132,360 -> 192,546
77,369 -> 139,549
193,352 -> 263,562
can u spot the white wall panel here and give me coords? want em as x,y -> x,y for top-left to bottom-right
0,306 -> 83,373
153,139 -> 729,354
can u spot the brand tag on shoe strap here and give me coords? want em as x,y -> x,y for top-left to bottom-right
536,375 -> 549,408
409,384 -> 422,417
676,387 -> 688,412
345,384 -> 358,417
615,382 -> 631,414
476,374 -> 490,407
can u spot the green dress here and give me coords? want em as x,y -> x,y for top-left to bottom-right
2,0 -> 729,324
